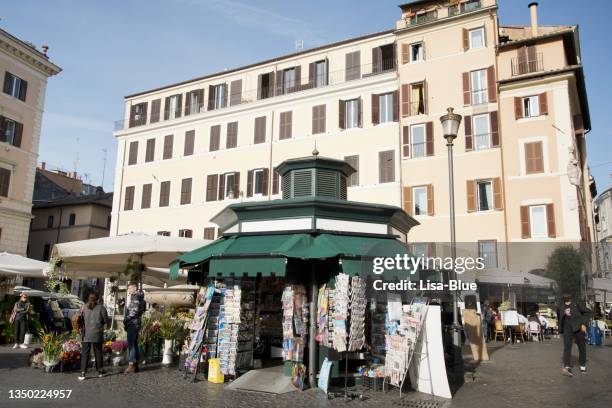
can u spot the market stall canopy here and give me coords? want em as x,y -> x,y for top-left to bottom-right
51,233 -> 210,284
0,252 -> 48,278
474,269 -> 555,289
589,278 -> 612,293
170,232 -> 415,279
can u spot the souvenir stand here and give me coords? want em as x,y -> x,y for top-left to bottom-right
169,154 -> 420,391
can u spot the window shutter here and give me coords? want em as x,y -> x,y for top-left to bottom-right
0,167 -> 11,197
462,28 -> 469,51
339,100 -> 346,129
246,170 -> 254,197
466,180 -> 476,212
308,62 -> 316,87
425,121 -> 434,156
423,81 -> 429,114
401,43 -> 409,64
128,141 -> 138,165
207,85 -> 215,110
206,175 -> 218,202
525,142 -> 534,174
221,84 -> 228,108
181,178 -> 192,205
198,89 -> 205,112
13,122 -> 23,148
357,97 -> 363,128
379,150 -> 395,183
462,72 -> 471,105
294,65 -> 302,90
129,105 -> 136,127
427,184 -> 434,215
163,135 -> 173,159
164,97 -> 171,120
232,172 -> 240,197
372,46 -> 381,73
184,91 -> 191,116
312,106 -> 318,134
257,74 -> 263,100
0,116 -> 5,143
230,79 -> 242,106
487,66 -> 496,102
403,187 -> 413,215
174,95 -> 182,118
226,122 -> 238,149
517,46 -> 527,74
184,130 -> 195,156
533,142 -> 544,173
493,177 -> 503,210
539,92 -> 548,115
320,105 -> 326,133
141,183 -> 152,209
151,99 -> 161,123
280,111 -> 292,139
402,126 -> 410,158
371,94 -> 379,125
514,97 -> 523,119
254,116 -> 266,144
159,181 -> 170,207
392,90 -> 399,122
18,80 -> 27,102
2,73 -> 11,94
520,206 -> 531,238
210,125 -> 220,151
272,168 -> 279,195
490,111 -> 499,147
124,186 -> 135,210
464,115 -> 473,151
275,71 -> 283,96
546,204 -> 556,238
262,168 -> 269,195
146,138 -> 155,162
218,174 -> 225,200
527,45 -> 537,72
345,51 -> 360,81
401,84 -> 410,117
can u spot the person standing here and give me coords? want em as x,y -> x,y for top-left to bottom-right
78,292 -> 109,381
481,301 -> 492,342
123,282 -> 145,373
558,294 -> 592,376
10,292 -> 31,349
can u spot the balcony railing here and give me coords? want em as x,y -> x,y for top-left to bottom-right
448,0 -> 481,17
115,61 -> 396,131
511,53 -> 544,76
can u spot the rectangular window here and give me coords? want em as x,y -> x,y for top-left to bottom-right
470,69 -> 488,105
163,135 -> 173,159
128,141 -> 138,165
178,229 -> 193,238
3,72 -> 27,101
282,68 -> 296,94
68,213 -> 76,226
410,82 -> 425,115
168,95 -> 180,120
124,186 -> 135,210
312,104 -> 326,134
180,178 -> 192,205
253,169 -> 264,195
188,91 -> 200,115
412,187 -> 427,216
344,155 -> 359,187
254,116 -> 266,144
530,205 -> 548,238
469,27 -> 485,49
209,125 -> 221,151
477,180 -> 493,211
522,95 -> 540,117
0,116 -> 23,148
315,60 -> 327,87
47,215 -> 54,228
410,124 -> 426,158
184,130 -> 195,156
157,231 -> 171,237
410,42 -> 424,62
226,122 -> 238,149
145,138 -> 155,162
224,173 -> 235,198
378,150 -> 395,183
345,99 -> 359,129
203,227 -> 216,240
472,114 -> 491,150
345,51 -> 361,81
159,181 -> 170,207
478,240 -> 497,267
279,111 -> 292,140
141,183 -> 152,209
43,244 -> 51,261
211,84 -> 226,110
525,141 -> 544,174
258,72 -> 274,100
379,93 -> 394,123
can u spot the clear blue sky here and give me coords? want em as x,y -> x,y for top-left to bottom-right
2,0 -> 610,193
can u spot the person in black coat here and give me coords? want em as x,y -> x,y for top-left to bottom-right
11,293 -> 31,349
557,294 -> 592,376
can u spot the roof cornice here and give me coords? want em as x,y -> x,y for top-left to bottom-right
0,29 -> 61,77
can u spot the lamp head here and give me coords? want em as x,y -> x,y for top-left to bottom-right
440,107 -> 462,144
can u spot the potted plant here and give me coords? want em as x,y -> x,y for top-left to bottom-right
110,340 -> 128,366
159,313 -> 182,366
38,328 -> 64,372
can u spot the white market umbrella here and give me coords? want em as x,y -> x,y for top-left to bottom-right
0,252 -> 49,278
475,269 -> 555,289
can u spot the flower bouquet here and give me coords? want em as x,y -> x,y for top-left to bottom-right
110,340 -> 128,366
38,328 -> 65,372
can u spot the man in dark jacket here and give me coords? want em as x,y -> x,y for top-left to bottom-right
557,294 -> 592,376
124,282 -> 145,373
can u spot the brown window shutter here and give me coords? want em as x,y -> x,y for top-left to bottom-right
18,79 -> 27,101
246,170 -> 254,197
14,122 -> 23,148
226,122 -> 238,149
128,141 -> 138,165
308,62 -> 316,87
319,105 -> 326,133
466,180 -> 476,212
520,206 -> 531,238
539,92 -> 548,115
124,186 -> 135,210
379,150 -> 395,183
357,98 -> 363,128
0,167 -> 10,197
254,116 -> 266,144
164,97 -> 171,120
372,46 -> 381,73
280,111 -> 292,139
204,227 -> 215,240
464,115 -> 473,151
517,46 -> 527,74
490,111 -> 499,147
159,181 -> 170,207
403,187 -> 413,215
392,90 -> 399,122
230,79 -> 242,106
198,89 -> 204,112
181,178 -> 192,205
487,66 -> 496,102
533,142 -> 544,173
294,65 -> 302,90
275,71 -> 283,96
141,183 -> 152,209
427,184 -> 434,216
232,172 -> 240,197
425,122 -> 434,156
163,135 -> 173,159
402,126 -> 410,158
129,105 -> 136,128
218,174 -> 226,200
462,28 -> 469,51
493,177 -> 503,210
184,130 -> 195,156
206,175 -> 218,202
527,45 -> 537,72
210,125 -> 220,151
401,43 -> 409,64
221,84 -> 228,108
401,84 -> 410,117
339,100 -> 346,129
175,94 -> 182,118
262,168 -> 269,195
2,73 -> 10,94
312,106 -> 318,134
525,142 -> 534,174
184,91 -> 191,116
371,94 -> 379,125
462,72 -> 471,105
151,99 -> 161,123
423,81 -> 429,114
514,97 -> 523,119
207,85 -> 215,110
145,138 -> 155,162
272,168 -> 279,195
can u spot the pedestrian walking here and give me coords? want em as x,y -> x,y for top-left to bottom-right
481,301 -> 492,342
123,282 -> 145,374
78,292 -> 109,381
10,292 -> 31,349
557,294 -> 592,376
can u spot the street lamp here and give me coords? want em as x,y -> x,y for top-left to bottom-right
439,107 -> 463,372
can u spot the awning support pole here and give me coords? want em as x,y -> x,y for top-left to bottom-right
308,262 -> 318,388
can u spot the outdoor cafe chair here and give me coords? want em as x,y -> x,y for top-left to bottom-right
528,321 -> 543,342
493,319 -> 506,342
512,323 -> 527,343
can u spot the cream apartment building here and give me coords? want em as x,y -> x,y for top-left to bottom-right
0,28 -> 61,255
111,0 -> 594,275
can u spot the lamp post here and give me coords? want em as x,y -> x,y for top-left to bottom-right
440,107 -> 463,372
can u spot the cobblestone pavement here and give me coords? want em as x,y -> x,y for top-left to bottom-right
1,337 -> 611,408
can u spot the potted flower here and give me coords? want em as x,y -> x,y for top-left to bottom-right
159,313 -> 182,366
110,340 -> 128,366
38,328 -> 64,372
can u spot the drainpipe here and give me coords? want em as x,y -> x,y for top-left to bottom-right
395,40 -> 405,210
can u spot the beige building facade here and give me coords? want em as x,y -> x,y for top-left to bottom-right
0,28 -> 61,255
111,0 -> 594,276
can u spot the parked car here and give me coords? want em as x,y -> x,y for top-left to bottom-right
56,294 -> 84,329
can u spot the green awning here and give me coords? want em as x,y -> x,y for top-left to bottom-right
170,233 -> 415,280
210,257 -> 286,277
341,258 -> 419,280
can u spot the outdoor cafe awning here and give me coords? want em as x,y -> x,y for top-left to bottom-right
169,232 -> 414,279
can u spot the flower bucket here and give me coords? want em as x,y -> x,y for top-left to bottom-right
43,359 -> 59,373
112,351 -> 125,367
24,333 -> 33,345
162,339 -> 173,365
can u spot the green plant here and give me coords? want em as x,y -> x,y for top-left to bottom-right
545,246 -> 584,301
38,327 -> 66,364
158,313 -> 182,340
45,257 -> 69,294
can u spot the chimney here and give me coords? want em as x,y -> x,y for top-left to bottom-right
529,2 -> 539,37
38,162 -> 46,171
